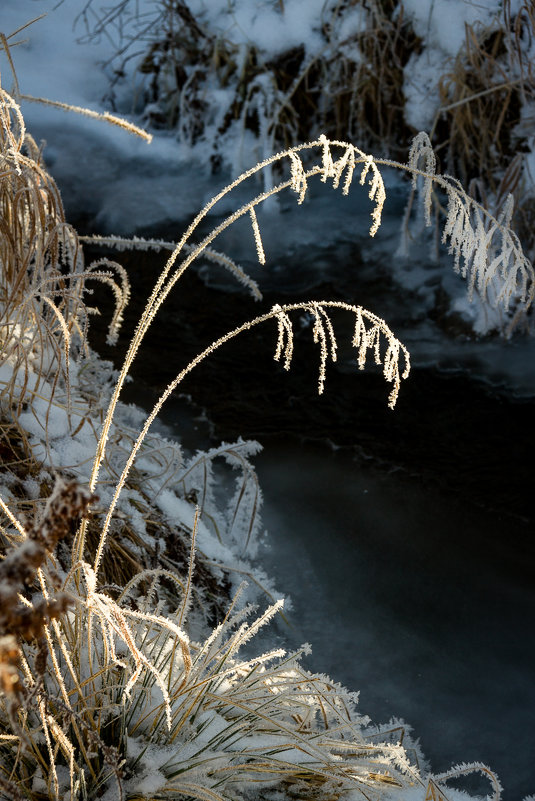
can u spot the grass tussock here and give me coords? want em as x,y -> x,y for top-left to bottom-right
433,0 -> 534,187
0,42 -> 525,800
0,81 -> 130,421
425,0 -> 535,257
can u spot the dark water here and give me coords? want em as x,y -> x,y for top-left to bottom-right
255,439 -> 535,797
85,231 -> 535,799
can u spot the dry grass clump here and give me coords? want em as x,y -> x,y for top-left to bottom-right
0,498 -> 423,801
435,0 -> 534,180
319,0 -> 420,157
0,90 -> 84,412
430,0 -> 535,255
0,62 -> 130,420
0,478 -> 99,799
0,475 -> 423,801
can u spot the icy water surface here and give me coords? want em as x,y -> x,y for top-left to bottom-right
254,438 -> 535,799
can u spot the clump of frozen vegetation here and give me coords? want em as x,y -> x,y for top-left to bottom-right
78,0 -> 535,248
0,23 -> 533,801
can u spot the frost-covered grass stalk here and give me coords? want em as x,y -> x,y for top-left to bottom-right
0,55 -> 529,801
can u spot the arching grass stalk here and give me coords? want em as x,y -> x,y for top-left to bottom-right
75,137 -> 379,561
92,300 -> 410,576
77,133 -> 534,564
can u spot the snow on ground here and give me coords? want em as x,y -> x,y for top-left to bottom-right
402,0 -> 505,131
189,0 -> 327,54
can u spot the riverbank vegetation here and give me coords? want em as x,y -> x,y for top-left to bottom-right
77,0 -> 535,258
0,7 -> 533,801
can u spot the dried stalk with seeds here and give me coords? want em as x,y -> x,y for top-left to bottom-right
0,478 -> 95,641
